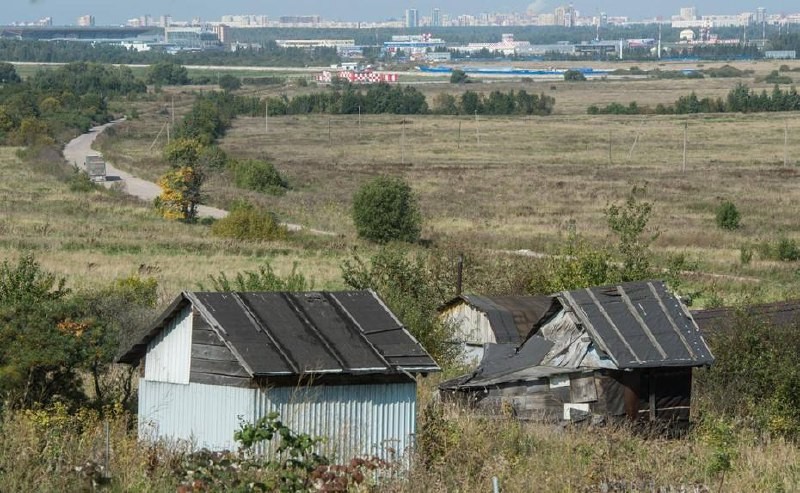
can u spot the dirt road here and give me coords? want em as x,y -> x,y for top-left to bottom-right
62,121 -> 335,234
63,119 -> 227,219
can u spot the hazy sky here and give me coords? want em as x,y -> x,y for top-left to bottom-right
2,1 -> 791,25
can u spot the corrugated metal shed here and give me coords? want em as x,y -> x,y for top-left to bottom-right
123,290 -> 438,458
139,380 -> 417,458
560,280 -> 713,368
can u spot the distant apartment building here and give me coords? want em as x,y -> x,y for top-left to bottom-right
77,15 -> 95,27
405,9 -> 419,28
432,8 -> 441,27
679,7 -> 698,21
554,4 -> 576,27
756,7 -> 767,24
279,15 -> 321,25
159,15 -> 173,28
220,15 -> 269,27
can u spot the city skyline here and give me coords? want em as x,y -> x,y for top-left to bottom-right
2,1 -> 795,26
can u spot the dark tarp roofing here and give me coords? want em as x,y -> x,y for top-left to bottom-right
691,300 -> 800,335
118,290 -> 439,376
440,295 -> 560,343
561,280 -> 713,369
439,336 -> 558,390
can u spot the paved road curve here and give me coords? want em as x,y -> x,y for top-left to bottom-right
62,120 -> 335,235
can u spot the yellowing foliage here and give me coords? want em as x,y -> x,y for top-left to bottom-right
155,166 -> 203,221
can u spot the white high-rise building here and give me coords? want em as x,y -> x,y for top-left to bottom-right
405,8 -> 419,28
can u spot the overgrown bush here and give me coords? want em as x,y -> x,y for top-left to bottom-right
764,70 -> 793,85
230,159 -> 289,195
563,69 -> 586,81
201,262 -> 311,292
715,200 -> 741,230
218,74 -> 242,92
450,69 -> 469,84
352,176 -> 421,244
696,311 -> 800,439
210,202 -> 288,241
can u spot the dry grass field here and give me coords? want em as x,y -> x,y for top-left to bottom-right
0,147 -> 347,296
89,62 -> 800,305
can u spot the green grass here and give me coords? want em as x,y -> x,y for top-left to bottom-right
0,147 -> 348,296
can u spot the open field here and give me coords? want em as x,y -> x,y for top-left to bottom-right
0,147 -> 348,296
88,65 -> 800,305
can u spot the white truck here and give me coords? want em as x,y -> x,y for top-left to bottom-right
84,155 -> 107,182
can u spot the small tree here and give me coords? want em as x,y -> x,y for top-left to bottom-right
715,200 -> 741,230
563,69 -> 586,81
352,176 -> 421,243
450,69 -> 469,84
155,166 -> 204,221
218,74 -> 242,92
605,187 -> 658,282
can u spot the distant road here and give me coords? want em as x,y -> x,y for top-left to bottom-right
63,119 -> 227,219
10,61 -> 330,73
62,120 -> 336,235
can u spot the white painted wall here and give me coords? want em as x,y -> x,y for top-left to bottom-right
144,305 -> 192,385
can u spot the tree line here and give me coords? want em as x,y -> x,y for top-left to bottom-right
588,83 -> 800,115
0,62 -> 145,146
0,39 -> 339,68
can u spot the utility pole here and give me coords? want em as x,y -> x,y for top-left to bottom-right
475,110 -> 480,144
608,128 -> 612,164
328,117 -> 332,145
401,118 -> 406,165
682,121 -> 688,173
358,105 -> 362,139
265,100 -> 269,133
785,119 -> 789,166
457,120 -> 462,150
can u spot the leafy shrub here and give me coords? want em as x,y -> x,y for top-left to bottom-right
146,61 -> 189,85
201,262 -> 311,292
776,237 -> 800,261
715,200 -> 740,230
67,169 -> 98,193
696,311 -> 800,438
229,159 -> 288,195
450,69 -> 469,84
210,203 -> 287,241
563,70 -> 586,81
352,176 -> 421,244
217,74 -> 242,92
764,70 -> 793,84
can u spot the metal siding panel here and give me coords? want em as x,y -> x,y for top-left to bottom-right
144,306 -> 192,384
255,383 -> 416,460
138,379 -> 255,451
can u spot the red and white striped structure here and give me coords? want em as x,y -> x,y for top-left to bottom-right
316,69 -> 398,85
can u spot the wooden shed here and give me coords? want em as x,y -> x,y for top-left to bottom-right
118,290 -> 439,458
441,280 -> 714,424
438,294 -> 559,363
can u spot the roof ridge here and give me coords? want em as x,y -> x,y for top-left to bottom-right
281,292 -> 349,372
232,292 -> 300,374
326,292 -> 393,372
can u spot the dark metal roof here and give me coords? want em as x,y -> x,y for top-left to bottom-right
692,300 -> 800,335
118,290 -> 439,376
439,294 -> 560,343
561,280 -> 714,369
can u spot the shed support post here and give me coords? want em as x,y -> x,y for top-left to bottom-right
649,371 -> 656,422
